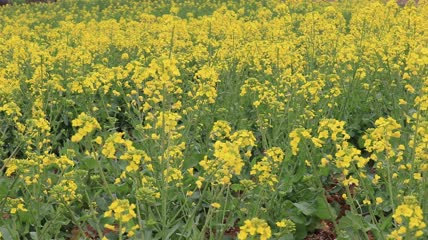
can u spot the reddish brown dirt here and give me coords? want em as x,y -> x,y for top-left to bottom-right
304,220 -> 336,240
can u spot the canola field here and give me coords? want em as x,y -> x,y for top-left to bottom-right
0,0 -> 427,239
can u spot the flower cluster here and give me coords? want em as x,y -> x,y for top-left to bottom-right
276,219 -> 296,235
363,117 -> 401,158
104,199 -> 139,237
250,147 -> 285,188
50,179 -> 80,204
289,128 -> 312,156
5,197 -> 28,215
70,112 -> 101,143
200,120 -> 256,185
238,217 -> 272,240
389,196 -> 426,239
104,199 -> 137,223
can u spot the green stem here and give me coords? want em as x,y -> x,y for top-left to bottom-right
385,155 -> 395,224
119,220 -> 123,240
135,199 -> 145,240
199,184 -> 226,239
97,158 -> 115,200
84,190 -> 104,239
61,202 -> 87,239
304,143 -> 339,235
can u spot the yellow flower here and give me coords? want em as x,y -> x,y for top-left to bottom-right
7,198 -> 28,214
151,133 -> 160,140
405,84 -> 415,93
121,53 -> 129,60
415,230 -> 424,237
230,130 -> 256,148
196,176 -> 204,189
94,136 -> 103,145
275,219 -> 296,234
104,224 -> 116,231
211,202 -> 221,209
104,199 -> 136,223
372,174 -> 380,184
210,120 -> 232,140
238,218 -> 271,240
50,180 -> 80,204
397,226 -> 407,235
312,137 -> 324,148
71,112 -> 101,142
413,173 -> 422,180
320,156 -> 330,167
343,175 -> 359,186
289,128 -> 312,155
248,147 -> 284,188
398,99 -> 407,105
390,196 -> 426,239
276,221 -> 286,228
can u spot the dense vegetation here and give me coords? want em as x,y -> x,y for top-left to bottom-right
0,0 -> 427,239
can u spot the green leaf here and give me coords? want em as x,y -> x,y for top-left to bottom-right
165,221 -> 182,239
379,215 -> 392,230
30,232 -> 38,240
338,211 -> 364,230
183,153 -> 204,169
293,164 -> 307,183
0,226 -> 15,240
293,202 -> 316,216
95,196 -> 109,210
315,196 -> 336,220
280,233 -> 295,240
230,183 -> 243,192
294,223 -> 308,240
0,178 -> 9,197
81,157 -> 98,170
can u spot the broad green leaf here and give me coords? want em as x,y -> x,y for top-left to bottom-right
293,202 -> 316,216
0,226 -> 15,240
0,178 -> 9,197
315,195 -> 337,220
183,153 -> 205,169
30,232 -> 38,240
81,157 -> 98,170
338,211 -> 364,230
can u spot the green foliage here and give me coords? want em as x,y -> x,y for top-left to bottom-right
0,0 -> 427,239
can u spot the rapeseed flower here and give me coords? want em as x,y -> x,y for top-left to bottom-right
238,218 -> 272,240
104,199 -> 137,223
390,196 -> 426,239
